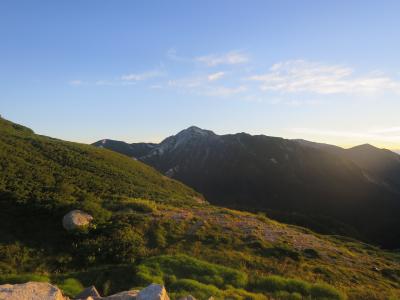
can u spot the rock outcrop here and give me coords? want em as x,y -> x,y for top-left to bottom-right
75,286 -> 100,299
101,290 -> 139,300
62,210 -> 93,230
136,284 -> 169,300
0,281 -> 190,300
0,282 -> 66,300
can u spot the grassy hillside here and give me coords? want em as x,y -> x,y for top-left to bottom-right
0,117 -> 201,209
0,118 -> 399,300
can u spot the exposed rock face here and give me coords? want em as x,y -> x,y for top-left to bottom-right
0,282 -> 66,300
136,284 -> 169,300
62,210 -> 93,230
75,286 -> 100,299
101,290 -> 139,300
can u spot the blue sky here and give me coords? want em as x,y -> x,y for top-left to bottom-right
1,1 -> 400,150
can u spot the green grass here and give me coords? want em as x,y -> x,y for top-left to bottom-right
136,254 -> 248,289
251,275 -> 346,300
56,278 -> 84,297
0,273 -> 50,284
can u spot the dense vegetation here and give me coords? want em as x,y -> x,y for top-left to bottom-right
95,126 -> 400,248
0,118 -> 399,299
0,117 -> 201,210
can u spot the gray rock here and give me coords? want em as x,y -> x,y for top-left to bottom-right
136,284 -> 169,300
75,286 -> 100,299
0,282 -> 66,300
102,290 -> 139,300
62,210 -> 93,230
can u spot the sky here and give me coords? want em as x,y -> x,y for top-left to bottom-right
1,0 -> 400,151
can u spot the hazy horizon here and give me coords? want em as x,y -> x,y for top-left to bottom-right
2,114 -> 400,154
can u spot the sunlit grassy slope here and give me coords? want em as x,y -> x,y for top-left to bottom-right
0,117 -> 399,300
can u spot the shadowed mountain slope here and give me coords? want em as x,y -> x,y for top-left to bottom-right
94,127 -> 400,248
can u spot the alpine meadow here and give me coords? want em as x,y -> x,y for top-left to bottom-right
1,1 -> 400,300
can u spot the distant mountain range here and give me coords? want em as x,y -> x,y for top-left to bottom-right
94,127 -> 400,248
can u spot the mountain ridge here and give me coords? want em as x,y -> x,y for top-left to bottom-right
94,126 -> 400,248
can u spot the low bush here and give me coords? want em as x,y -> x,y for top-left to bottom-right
136,254 -> 248,289
170,279 -> 220,299
310,282 -> 347,300
303,248 -> 320,259
118,198 -> 157,213
263,245 -> 301,261
57,278 -> 83,297
251,275 -> 345,300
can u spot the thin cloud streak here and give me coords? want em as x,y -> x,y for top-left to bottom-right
168,73 -> 246,97
68,80 -> 83,86
248,60 -> 400,95
196,51 -> 249,67
208,72 -> 225,81
121,70 -> 164,81
370,127 -> 400,133
291,127 -> 400,142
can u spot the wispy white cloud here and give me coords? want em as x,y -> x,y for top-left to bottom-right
290,127 -> 400,142
208,72 -> 225,81
167,48 -> 249,67
149,84 -> 163,89
168,74 -> 246,98
121,70 -> 164,81
69,80 -> 83,86
248,60 -> 400,95
95,80 -> 113,86
196,51 -> 249,67
205,86 -> 247,97
85,70 -> 165,86
166,48 -> 189,62
168,77 -> 204,89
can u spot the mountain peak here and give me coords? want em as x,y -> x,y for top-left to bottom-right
350,143 -> 379,151
176,126 -> 216,138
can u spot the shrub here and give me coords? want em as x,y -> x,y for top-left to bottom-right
148,223 -> 167,248
273,291 -> 303,300
303,248 -> 320,259
285,278 -> 311,294
251,275 -> 345,300
263,245 -> 301,261
120,198 -> 157,213
0,243 -> 36,271
253,275 -> 286,292
136,254 -> 248,288
57,278 -> 84,297
222,288 -> 267,300
310,282 -> 346,300
170,279 -> 220,299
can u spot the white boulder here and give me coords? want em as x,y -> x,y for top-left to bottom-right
62,210 -> 93,230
